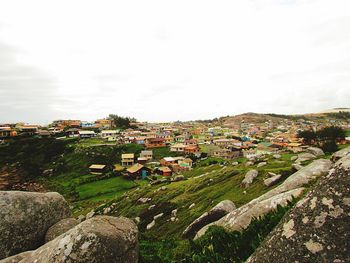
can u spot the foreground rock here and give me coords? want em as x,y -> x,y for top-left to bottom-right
195,188 -> 304,239
295,152 -> 316,163
0,191 -> 71,259
264,174 -> 282,187
182,200 -> 236,239
241,170 -> 258,188
306,147 -> 324,157
331,145 -> 350,161
195,159 -> 332,239
248,155 -> 350,262
0,216 -> 138,263
45,218 -> 79,242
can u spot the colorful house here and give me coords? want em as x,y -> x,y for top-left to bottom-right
121,153 -> 135,166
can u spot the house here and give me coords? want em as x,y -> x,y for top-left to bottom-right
213,148 -> 241,160
38,130 -> 51,137
160,157 -> 176,166
89,164 -> 106,175
121,154 -> 135,166
0,127 -> 17,138
126,163 -> 151,179
184,145 -> 200,154
170,143 -> 186,152
100,130 -> 118,139
17,125 -> 39,136
157,166 -> 172,176
140,150 -> 153,160
145,138 -> 166,148
178,158 -> 193,167
66,128 -> 80,137
78,130 -> 96,138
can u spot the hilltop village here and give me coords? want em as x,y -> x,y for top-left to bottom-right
1,113 -> 350,180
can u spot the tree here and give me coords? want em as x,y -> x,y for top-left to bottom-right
297,129 -> 316,144
108,114 -> 135,129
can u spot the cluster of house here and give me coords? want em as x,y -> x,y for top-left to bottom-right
88,149 -> 193,180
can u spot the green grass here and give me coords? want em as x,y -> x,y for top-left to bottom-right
76,176 -> 136,200
152,147 -> 179,160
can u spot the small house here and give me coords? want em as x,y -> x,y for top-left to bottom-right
160,157 -> 176,166
157,166 -> 172,176
145,138 -> 166,148
121,153 -> 135,166
66,128 -> 80,137
79,130 -> 96,139
126,163 -> 151,179
170,143 -> 186,152
140,150 -> 153,160
89,164 -> 106,175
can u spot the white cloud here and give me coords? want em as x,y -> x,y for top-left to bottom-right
0,0 -> 349,124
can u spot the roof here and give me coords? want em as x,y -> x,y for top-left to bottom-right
163,157 -> 175,162
89,164 -> 106,170
79,131 -> 95,135
159,166 -> 172,172
137,157 -> 148,161
127,163 -> 144,173
141,150 -> 153,155
122,153 -> 134,159
101,130 -> 118,134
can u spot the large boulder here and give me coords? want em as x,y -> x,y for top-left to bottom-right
306,147 -> 325,157
241,170 -> 258,188
182,200 -> 236,239
264,174 -> 282,187
248,154 -> 350,262
295,152 -> 316,163
195,159 -> 332,239
195,188 -> 304,239
331,145 -> 350,161
0,216 -> 139,263
45,218 -> 79,242
0,191 -> 71,259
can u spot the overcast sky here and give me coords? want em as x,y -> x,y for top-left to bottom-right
0,0 -> 349,124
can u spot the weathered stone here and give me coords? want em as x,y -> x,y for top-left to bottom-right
77,215 -> 85,223
45,218 -> 79,243
241,170 -> 258,188
257,162 -> 267,168
137,197 -> 151,204
182,200 -> 236,239
245,161 -> 254,167
146,220 -> 155,230
86,210 -> 95,219
273,154 -> 281,159
264,174 -> 282,187
189,203 -> 195,209
232,162 -> 239,166
247,154 -> 350,263
295,152 -> 316,163
196,188 -> 304,239
292,163 -> 303,171
0,216 -> 138,263
331,146 -> 350,161
0,191 -> 71,260
154,213 -> 164,220
306,147 -> 325,157
174,175 -> 185,181
290,156 -> 298,161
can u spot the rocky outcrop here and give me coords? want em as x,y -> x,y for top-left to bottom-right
0,191 -> 71,259
195,188 -> 304,239
195,159 -> 332,239
295,152 -> 316,163
45,218 -> 79,242
241,170 -> 258,188
0,216 -> 138,263
306,147 -> 324,157
264,174 -> 282,187
182,200 -> 236,239
331,145 -> 350,161
248,154 -> 350,263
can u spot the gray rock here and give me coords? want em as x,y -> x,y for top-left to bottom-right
245,161 -> 254,167
306,147 -> 325,157
331,146 -> 350,161
182,200 -> 236,239
0,191 -> 71,260
154,213 -> 164,220
292,163 -> 303,171
196,159 -> 332,238
241,170 -> 258,188
296,153 -> 316,163
146,220 -> 155,230
189,203 -> 195,209
137,197 -> 151,204
248,154 -> 350,263
77,215 -> 85,223
1,216 -> 138,263
196,188 -> 304,239
148,205 -> 156,210
290,156 -> 298,161
171,209 -> 178,217
45,218 -> 79,242
267,172 -> 277,177
86,210 -> 95,219
257,162 -> 267,168
174,175 -> 185,181
273,154 -> 281,159
264,174 -> 282,187
232,162 -> 239,166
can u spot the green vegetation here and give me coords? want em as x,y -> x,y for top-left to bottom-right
108,114 -> 136,129
139,200 -> 297,262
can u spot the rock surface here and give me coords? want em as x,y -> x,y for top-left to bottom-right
0,191 -> 71,259
195,188 -> 304,239
331,145 -> 350,161
295,152 -> 316,163
241,170 -> 258,188
182,200 -> 236,239
306,147 -> 325,157
264,174 -> 282,187
195,159 -> 332,239
45,218 -> 79,242
248,155 -> 350,263
0,216 -> 138,263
